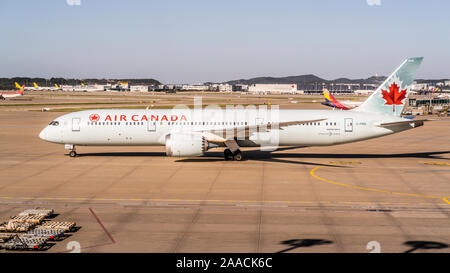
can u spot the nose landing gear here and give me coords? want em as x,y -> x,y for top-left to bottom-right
65,144 -> 77,158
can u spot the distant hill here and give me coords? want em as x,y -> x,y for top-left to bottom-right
415,78 -> 450,84
224,74 -> 327,85
221,74 -> 387,87
220,74 -> 389,90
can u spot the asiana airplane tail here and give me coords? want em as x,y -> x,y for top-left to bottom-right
322,89 -> 350,110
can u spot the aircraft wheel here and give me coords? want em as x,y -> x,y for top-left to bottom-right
233,150 -> 243,161
224,149 -> 233,161
69,151 -> 77,158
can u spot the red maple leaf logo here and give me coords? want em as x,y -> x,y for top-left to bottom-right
89,114 -> 100,122
381,82 -> 407,112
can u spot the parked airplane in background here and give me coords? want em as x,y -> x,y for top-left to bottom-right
321,89 -> 362,110
23,82 -> 61,91
33,82 -> 41,89
0,85 -> 25,100
24,82 -> 43,91
40,57 -> 429,160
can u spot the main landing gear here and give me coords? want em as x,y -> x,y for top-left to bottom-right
224,149 -> 243,161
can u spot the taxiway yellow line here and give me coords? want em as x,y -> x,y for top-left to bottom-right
0,196 -> 440,206
418,161 -> 450,166
310,166 -> 448,205
443,197 -> 450,205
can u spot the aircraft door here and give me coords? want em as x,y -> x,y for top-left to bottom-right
255,117 -> 264,126
72,118 -> 81,132
147,120 -> 156,132
344,118 -> 353,132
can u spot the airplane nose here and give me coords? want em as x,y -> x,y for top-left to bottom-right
39,127 -> 49,141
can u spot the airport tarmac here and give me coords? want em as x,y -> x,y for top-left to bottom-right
0,93 -> 449,253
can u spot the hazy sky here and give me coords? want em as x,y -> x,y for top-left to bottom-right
0,0 -> 449,83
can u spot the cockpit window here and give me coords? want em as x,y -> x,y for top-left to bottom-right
49,121 -> 59,126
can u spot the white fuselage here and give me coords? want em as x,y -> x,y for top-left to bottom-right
0,91 -> 23,98
39,108 -> 413,148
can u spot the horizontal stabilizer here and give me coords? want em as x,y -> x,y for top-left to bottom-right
377,119 -> 433,128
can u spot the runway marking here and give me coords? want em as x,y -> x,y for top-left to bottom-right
0,196 -> 444,207
418,161 -> 450,166
443,197 -> 450,205
329,160 -> 361,165
89,208 -> 116,244
310,166 -> 448,205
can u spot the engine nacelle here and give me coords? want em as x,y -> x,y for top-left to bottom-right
165,133 -> 208,157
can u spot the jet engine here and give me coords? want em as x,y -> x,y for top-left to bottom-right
165,133 -> 210,157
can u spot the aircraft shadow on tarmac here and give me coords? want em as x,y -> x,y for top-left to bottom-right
76,152 -> 166,157
276,239 -> 334,253
75,149 -> 450,168
403,241 -> 449,253
176,149 -> 450,167
275,239 -> 449,253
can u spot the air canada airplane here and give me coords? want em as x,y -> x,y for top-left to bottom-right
40,57 -> 428,160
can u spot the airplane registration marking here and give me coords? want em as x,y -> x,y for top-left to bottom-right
310,166 -> 449,205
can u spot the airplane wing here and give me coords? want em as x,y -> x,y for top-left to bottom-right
199,118 -> 327,143
377,119 -> 433,128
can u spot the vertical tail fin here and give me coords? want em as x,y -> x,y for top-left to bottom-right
323,88 -> 350,110
15,82 -> 22,89
354,57 -> 423,116
33,82 -> 39,87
